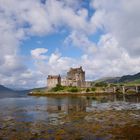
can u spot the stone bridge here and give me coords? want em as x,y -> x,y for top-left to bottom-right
106,85 -> 140,94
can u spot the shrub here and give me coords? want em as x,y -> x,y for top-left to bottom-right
33,89 -> 42,93
110,84 -> 117,87
68,86 -> 79,92
86,88 -> 90,92
91,87 -> 96,92
95,82 -> 108,87
51,84 -> 64,92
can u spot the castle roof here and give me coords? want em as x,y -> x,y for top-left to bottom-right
68,66 -> 84,73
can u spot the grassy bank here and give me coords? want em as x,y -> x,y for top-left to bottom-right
28,91 -> 116,97
1,110 -> 140,139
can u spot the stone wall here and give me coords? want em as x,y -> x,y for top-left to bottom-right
61,77 -> 68,86
47,75 -> 61,89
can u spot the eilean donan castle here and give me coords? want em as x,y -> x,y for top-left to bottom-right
47,67 -> 92,88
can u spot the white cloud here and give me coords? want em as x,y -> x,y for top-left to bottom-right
64,31 -> 97,54
32,50 -> 75,76
31,48 -> 48,60
0,70 -> 45,89
90,0 -> 140,56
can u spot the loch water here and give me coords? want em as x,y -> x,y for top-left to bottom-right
0,94 -> 140,124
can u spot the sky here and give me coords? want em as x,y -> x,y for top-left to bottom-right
0,0 -> 140,89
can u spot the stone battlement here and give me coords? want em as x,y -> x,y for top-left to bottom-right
47,75 -> 61,79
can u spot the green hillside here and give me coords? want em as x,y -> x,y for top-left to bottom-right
98,72 -> 140,85
124,79 -> 140,85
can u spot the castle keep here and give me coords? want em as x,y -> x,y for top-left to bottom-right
62,67 -> 85,87
47,67 -> 92,88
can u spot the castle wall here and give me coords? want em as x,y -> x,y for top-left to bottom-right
47,75 -> 61,89
85,81 -> 93,88
61,78 -> 78,87
61,78 -> 68,86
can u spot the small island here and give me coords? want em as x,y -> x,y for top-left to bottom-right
29,67 -> 140,96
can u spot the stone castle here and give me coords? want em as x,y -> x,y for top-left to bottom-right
47,66 -> 92,88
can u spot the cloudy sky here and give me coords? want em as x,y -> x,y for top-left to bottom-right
0,0 -> 140,89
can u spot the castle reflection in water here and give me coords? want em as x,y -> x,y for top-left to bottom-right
46,96 -> 90,114
45,95 -> 140,114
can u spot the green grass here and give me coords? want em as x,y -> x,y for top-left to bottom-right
123,79 -> 140,86
49,85 -> 81,92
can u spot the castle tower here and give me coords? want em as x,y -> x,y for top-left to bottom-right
66,66 -> 85,87
47,75 -> 61,89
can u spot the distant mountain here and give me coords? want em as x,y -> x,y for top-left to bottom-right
119,72 -> 140,83
0,85 -> 29,98
95,77 -> 120,83
97,72 -> 140,84
0,85 -> 16,92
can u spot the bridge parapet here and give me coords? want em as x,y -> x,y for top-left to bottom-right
108,85 -> 140,94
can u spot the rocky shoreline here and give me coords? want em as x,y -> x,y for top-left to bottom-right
0,110 -> 140,140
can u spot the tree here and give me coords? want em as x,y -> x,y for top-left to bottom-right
91,87 -> 96,92
68,86 -> 79,92
86,88 -> 90,92
95,82 -> 108,87
51,84 -> 64,92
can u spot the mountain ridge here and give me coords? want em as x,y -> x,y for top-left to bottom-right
0,85 -> 30,98
98,72 -> 140,84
